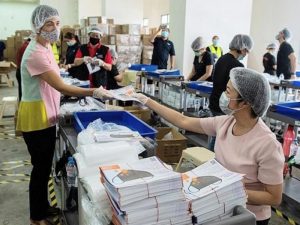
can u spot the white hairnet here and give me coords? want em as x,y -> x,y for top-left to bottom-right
191,37 -> 205,51
266,43 -> 276,49
229,34 -> 253,51
110,48 -> 118,59
31,5 -> 59,33
229,67 -> 271,117
88,27 -> 103,37
281,28 -> 291,40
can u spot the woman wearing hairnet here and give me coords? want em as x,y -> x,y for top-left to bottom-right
16,5 -> 111,225
263,43 -> 277,75
132,67 -> 284,225
186,36 -> 214,81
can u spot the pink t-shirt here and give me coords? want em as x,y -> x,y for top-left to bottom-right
201,115 -> 284,221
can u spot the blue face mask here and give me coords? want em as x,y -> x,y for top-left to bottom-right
212,40 -> 219,46
237,54 -> 245,61
161,31 -> 169,38
219,92 -> 243,115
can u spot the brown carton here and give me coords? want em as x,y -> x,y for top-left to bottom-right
116,34 -> 130,45
155,127 -> 187,163
142,35 -> 152,46
88,16 -> 107,25
121,24 -> 141,35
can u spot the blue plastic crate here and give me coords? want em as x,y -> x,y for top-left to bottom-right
296,71 -> 300,77
273,102 -> 300,119
129,64 -> 158,72
186,81 -> 213,93
290,80 -> 300,87
73,111 -> 157,139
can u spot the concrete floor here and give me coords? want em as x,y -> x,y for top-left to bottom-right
0,72 -> 299,225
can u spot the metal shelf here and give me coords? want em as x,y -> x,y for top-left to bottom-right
266,109 -> 300,126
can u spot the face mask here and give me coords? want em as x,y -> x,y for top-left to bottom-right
212,40 -> 219,46
219,92 -> 243,115
194,51 -> 201,57
237,54 -> 245,61
161,31 -> 169,38
40,29 -> 60,43
89,37 -> 100,45
66,40 -> 76,46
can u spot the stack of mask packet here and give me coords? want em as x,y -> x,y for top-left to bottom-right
182,159 -> 247,224
100,156 -> 192,225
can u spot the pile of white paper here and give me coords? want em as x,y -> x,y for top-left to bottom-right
100,157 -> 191,225
182,159 -> 247,224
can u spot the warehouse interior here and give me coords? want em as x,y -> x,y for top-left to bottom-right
0,0 -> 300,225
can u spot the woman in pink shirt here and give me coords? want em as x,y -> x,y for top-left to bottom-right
17,5 -> 111,225
133,67 -> 284,225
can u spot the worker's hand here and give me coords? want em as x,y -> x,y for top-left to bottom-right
83,56 -> 93,64
131,92 -> 149,105
92,86 -> 113,100
93,58 -> 104,67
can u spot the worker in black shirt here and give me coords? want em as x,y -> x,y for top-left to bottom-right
263,43 -> 276,75
275,28 -> 296,80
0,40 -> 5,61
187,36 -> 214,81
63,32 -> 81,78
106,48 -> 123,90
209,34 -> 253,116
150,25 -> 175,69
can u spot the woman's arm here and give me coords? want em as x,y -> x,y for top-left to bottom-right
246,183 -> 282,206
146,98 -> 206,133
198,65 -> 213,81
39,70 -> 95,96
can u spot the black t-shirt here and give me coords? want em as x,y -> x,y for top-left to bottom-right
106,64 -> 120,90
151,37 -> 175,69
209,53 -> 244,113
66,42 -> 80,64
277,41 -> 294,79
263,52 -> 276,75
191,51 -> 214,81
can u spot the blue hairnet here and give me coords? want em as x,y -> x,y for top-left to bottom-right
229,34 -> 253,51
229,67 -> 271,117
31,5 -> 59,33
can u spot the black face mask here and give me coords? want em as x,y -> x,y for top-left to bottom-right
89,37 -> 100,45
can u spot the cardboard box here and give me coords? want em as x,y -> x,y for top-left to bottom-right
6,37 -> 15,48
6,47 -> 16,63
129,35 -> 141,45
121,24 -> 141,35
105,104 -> 151,122
88,16 -> 107,25
80,18 -> 88,27
101,35 -> 108,45
108,25 -> 116,35
108,35 -> 116,45
142,35 -> 152,46
116,45 -> 130,54
116,34 -> 130,45
155,127 -> 187,163
142,58 -> 152,65
142,46 -> 153,59
107,18 -> 114,25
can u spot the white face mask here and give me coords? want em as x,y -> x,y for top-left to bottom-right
219,92 -> 243,115
40,28 -> 60,43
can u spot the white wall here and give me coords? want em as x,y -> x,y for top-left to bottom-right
248,0 -> 300,72
0,2 -> 37,39
102,0 -> 143,24
78,0 -> 102,21
175,0 -> 253,77
40,0 -> 79,26
143,0 -> 169,28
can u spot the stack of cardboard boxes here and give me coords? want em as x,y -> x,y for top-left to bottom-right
3,30 -> 32,63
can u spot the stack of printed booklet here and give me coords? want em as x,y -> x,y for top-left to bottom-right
99,157 -> 247,225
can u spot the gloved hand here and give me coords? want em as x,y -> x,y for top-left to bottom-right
131,92 -> 149,105
92,86 -> 113,100
93,58 -> 104,66
83,56 -> 93,64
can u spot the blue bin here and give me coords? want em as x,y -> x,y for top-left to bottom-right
296,71 -> 300,77
73,111 -> 157,139
129,64 -> 158,72
273,102 -> 300,119
186,81 -> 213,93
